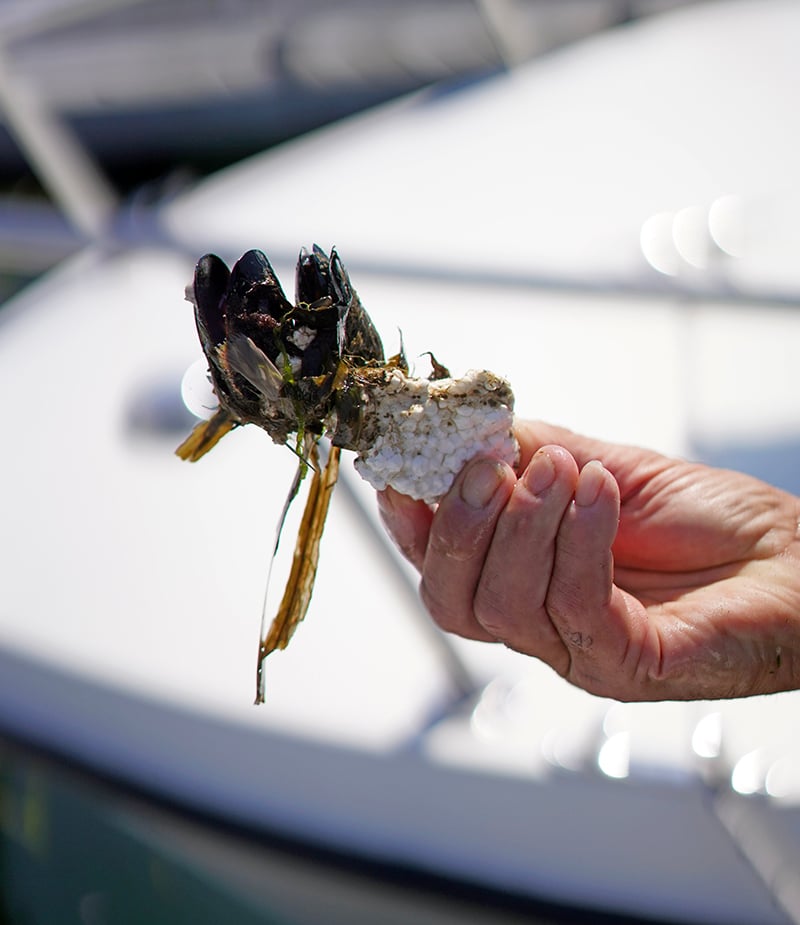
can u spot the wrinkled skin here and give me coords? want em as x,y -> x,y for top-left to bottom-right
377,420 -> 800,702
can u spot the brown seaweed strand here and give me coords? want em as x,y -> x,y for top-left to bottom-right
254,443 -> 341,703
174,410 -> 237,462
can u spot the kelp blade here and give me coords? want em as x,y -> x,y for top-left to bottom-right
175,410 -> 237,461
255,444 -> 341,703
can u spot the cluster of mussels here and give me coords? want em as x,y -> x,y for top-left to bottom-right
178,245 -> 395,462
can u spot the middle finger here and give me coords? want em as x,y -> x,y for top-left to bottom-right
474,446 -> 579,663
420,456 -> 516,641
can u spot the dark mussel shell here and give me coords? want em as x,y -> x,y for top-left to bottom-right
189,246 -> 385,445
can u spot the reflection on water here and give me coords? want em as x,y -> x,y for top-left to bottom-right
0,741 -> 274,925
0,738 -> 627,925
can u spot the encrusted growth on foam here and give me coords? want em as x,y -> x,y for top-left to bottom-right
350,368 -> 517,504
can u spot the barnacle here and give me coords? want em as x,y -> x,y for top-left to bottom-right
177,246 -> 517,700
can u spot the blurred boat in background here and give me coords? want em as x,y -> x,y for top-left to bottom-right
0,0 -> 695,277
2,2 -> 800,923
0,0 -> 644,177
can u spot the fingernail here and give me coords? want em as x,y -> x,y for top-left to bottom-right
575,459 -> 605,507
460,459 -> 504,509
523,449 -> 556,495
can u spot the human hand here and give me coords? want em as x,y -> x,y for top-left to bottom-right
377,420 -> 800,701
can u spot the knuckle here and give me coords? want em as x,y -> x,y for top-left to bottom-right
473,588 -> 513,640
545,585 -> 584,626
427,528 -> 480,563
419,577 -> 466,633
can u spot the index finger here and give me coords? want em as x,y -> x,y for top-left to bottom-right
420,456 -> 516,642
